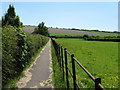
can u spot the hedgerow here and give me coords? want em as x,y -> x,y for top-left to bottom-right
2,26 -> 49,88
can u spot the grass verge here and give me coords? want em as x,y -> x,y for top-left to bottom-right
51,41 -> 66,88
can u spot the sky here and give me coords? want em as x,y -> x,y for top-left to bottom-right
1,2 -> 118,31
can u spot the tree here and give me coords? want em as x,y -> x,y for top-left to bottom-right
2,4 -> 22,27
34,22 -> 49,36
83,34 -> 89,40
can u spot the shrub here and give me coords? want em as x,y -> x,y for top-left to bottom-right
25,33 -> 49,60
2,26 -> 49,88
83,34 -> 89,39
2,26 -> 19,87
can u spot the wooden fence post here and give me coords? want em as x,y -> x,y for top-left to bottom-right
71,54 -> 77,90
61,46 -> 64,80
95,77 -> 101,90
64,48 -> 69,88
57,44 -> 59,63
58,45 -> 61,68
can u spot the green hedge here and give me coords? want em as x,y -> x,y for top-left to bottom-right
2,26 -> 49,88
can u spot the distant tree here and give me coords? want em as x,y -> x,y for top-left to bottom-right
93,30 -> 99,32
113,31 -> 118,33
2,4 -> 22,27
117,36 -> 120,38
83,34 -> 89,39
34,22 -> 49,36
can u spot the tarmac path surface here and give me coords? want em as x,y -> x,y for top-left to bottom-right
17,40 -> 53,88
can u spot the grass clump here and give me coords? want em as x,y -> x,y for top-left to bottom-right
51,41 -> 66,88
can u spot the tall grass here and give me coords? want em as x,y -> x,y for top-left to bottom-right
51,41 -> 66,88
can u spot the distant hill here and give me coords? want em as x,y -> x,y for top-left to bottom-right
23,25 -> 36,33
23,26 -> 106,36
23,25 -> 118,36
48,28 -> 106,36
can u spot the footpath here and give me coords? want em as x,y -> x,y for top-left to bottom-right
17,40 -> 53,88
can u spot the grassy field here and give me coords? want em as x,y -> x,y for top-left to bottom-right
89,31 -> 118,37
54,38 -> 118,88
50,33 -> 105,38
23,26 -> 118,37
50,33 -> 118,37
50,33 -> 83,36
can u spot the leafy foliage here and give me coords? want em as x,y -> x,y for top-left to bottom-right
2,26 -> 19,87
83,34 -> 89,39
2,26 -> 49,88
2,4 -> 22,27
34,22 -> 49,36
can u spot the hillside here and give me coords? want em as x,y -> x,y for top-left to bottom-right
23,26 -> 36,33
48,28 -> 106,36
23,26 -> 118,36
24,26 -> 104,35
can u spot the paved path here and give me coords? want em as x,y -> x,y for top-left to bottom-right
17,40 -> 53,88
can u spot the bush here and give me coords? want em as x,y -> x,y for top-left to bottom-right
25,33 -> 49,60
2,26 -> 19,87
2,26 -> 49,88
83,34 -> 89,39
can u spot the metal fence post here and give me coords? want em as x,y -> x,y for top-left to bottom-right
64,48 -> 69,88
95,77 -> 101,90
61,46 -> 64,80
71,54 -> 77,90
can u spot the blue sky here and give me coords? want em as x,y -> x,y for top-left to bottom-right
2,2 -> 118,31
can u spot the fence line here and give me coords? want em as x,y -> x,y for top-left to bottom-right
51,39 -> 105,90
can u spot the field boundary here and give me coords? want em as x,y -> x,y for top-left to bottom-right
49,36 -> 120,42
51,39 -> 106,90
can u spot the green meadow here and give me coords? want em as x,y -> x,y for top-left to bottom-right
89,31 -> 118,37
54,38 -> 118,88
50,33 -> 83,36
50,31 -> 118,37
